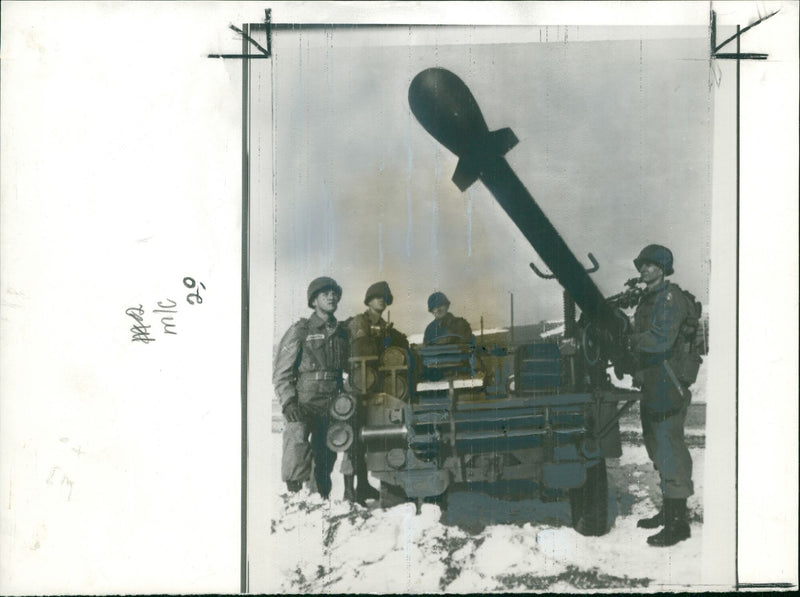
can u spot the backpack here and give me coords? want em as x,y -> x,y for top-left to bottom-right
670,285 -> 704,386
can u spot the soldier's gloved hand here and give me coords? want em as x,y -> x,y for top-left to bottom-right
282,400 -> 302,422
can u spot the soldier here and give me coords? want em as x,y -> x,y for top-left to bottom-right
343,281 -> 408,504
349,281 -> 409,355
273,277 -> 348,498
628,244 -> 696,547
423,292 -> 473,345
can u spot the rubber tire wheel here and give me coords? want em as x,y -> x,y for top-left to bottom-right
569,459 -> 609,536
379,481 -> 409,509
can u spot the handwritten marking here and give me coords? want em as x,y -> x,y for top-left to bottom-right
183,277 -> 206,305
62,476 -> 74,500
126,305 -> 155,343
46,466 -> 74,501
46,467 -> 60,484
160,317 -> 177,334
154,298 -> 178,335
125,277 -> 207,343
46,466 -> 73,501
153,298 -> 178,313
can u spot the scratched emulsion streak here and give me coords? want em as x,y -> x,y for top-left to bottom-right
325,35 -> 336,267
432,143 -> 441,261
406,108 -> 414,259
467,188 -> 474,257
296,36 -> 311,286
378,222 -> 384,273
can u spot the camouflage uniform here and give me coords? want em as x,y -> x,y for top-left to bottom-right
273,311 -> 348,496
631,280 -> 693,499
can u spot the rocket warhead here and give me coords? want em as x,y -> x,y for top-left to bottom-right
408,67 -> 518,191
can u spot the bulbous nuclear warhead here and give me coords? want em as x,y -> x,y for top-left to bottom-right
408,68 -> 518,191
408,68 -> 490,157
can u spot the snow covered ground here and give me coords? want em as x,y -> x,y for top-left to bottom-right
266,358 -> 711,593
268,440 -> 705,592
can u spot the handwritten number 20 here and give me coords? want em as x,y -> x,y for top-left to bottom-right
183,277 -> 206,305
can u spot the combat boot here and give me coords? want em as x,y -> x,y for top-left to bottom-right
647,498 -> 691,547
343,475 -> 357,503
356,481 -> 379,505
285,480 -> 302,493
637,507 -> 665,529
310,472 -> 332,499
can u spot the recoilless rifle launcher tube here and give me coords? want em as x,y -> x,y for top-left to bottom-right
408,68 -> 630,352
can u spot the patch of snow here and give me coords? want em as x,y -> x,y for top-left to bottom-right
540,324 -> 565,338
266,430 -> 709,593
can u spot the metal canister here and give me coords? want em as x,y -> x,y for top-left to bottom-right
350,363 -> 378,393
381,346 -> 408,367
326,422 -> 354,452
330,392 -> 357,421
383,374 -> 408,400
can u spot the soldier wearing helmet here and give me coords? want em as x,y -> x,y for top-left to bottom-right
342,281 -> 409,504
348,281 -> 409,357
628,244 -> 695,547
273,276 -> 348,498
423,292 -> 473,345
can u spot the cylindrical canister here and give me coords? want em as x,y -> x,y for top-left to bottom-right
381,346 -> 408,367
384,374 -> 408,400
330,392 -> 357,421
350,363 -> 378,393
326,422 -> 354,452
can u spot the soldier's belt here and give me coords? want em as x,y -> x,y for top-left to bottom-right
640,349 -> 672,367
298,371 -> 340,381
644,403 -> 687,423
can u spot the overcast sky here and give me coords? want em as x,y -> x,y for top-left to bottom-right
270,28 -> 712,336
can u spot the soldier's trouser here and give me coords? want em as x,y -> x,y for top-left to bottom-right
640,402 -> 694,499
281,414 -> 337,496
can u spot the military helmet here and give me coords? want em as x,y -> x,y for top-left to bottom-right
307,276 -> 342,308
364,281 -> 393,306
634,244 -> 674,276
427,291 -> 450,311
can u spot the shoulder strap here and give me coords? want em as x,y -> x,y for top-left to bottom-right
290,318 -> 310,371
670,284 -> 703,352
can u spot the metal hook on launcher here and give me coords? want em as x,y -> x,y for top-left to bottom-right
529,252 -> 599,279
